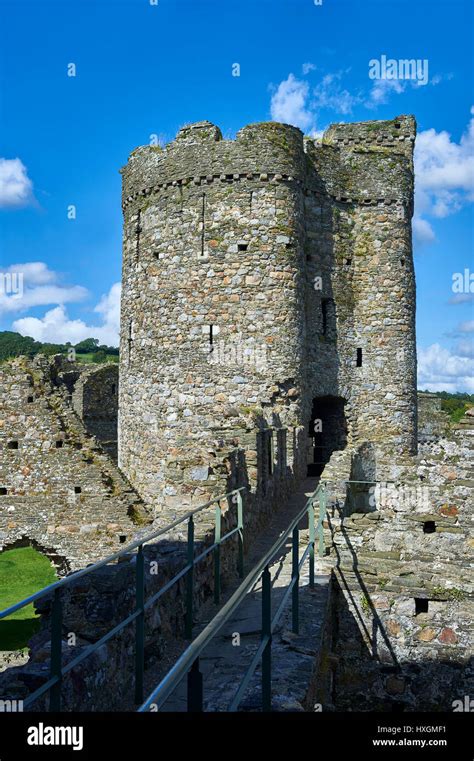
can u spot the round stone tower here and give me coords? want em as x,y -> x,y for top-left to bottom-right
118,121 -> 311,507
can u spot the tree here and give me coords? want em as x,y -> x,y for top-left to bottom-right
74,338 -> 99,354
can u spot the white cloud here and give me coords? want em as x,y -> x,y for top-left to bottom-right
13,282 -> 121,347
302,62 -> 316,75
0,158 -> 34,208
367,78 -> 406,107
418,343 -> 474,392
455,338 -> 474,358
270,74 -> 314,131
457,320 -> 474,333
412,216 -> 435,245
414,108 -> 474,242
313,72 -> 362,115
0,262 -> 88,315
448,293 -> 474,305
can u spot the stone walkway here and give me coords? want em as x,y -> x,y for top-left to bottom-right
141,477 -> 332,712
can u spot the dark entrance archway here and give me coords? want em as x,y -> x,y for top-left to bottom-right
308,395 -> 347,476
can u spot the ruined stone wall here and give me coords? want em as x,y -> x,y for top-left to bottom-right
0,356 -> 148,570
119,115 -> 417,514
417,392 -> 449,444
320,420 -> 473,711
72,364 -> 118,461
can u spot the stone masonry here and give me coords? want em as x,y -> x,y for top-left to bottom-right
0,355 -> 149,571
118,116 -> 417,511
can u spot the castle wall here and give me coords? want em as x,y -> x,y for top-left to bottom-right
0,357 -> 148,570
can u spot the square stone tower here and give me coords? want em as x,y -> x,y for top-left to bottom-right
118,116 -> 417,508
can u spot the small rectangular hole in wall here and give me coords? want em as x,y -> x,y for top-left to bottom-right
7,441 -> 18,450
415,598 -> 429,615
74,486 -> 82,494
119,535 -> 127,544
237,243 -> 248,251
111,384 -> 116,395
27,396 -> 34,403
55,440 -> 63,449
356,348 -> 363,367
423,520 -> 436,534
400,258 -> 405,266
344,258 -> 352,266
0,488 -> 7,495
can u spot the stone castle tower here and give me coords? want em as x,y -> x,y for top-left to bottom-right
118,116 -> 417,507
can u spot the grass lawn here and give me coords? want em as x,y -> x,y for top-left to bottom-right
0,547 -> 57,651
76,353 -> 119,364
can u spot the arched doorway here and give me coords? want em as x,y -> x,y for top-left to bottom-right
308,396 -> 347,476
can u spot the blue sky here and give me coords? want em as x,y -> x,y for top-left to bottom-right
0,0 -> 473,390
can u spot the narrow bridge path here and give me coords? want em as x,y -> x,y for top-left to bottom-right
141,477 -> 333,712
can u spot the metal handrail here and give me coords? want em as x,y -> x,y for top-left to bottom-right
0,485 -> 247,711
0,487 -> 245,620
138,482 -> 327,713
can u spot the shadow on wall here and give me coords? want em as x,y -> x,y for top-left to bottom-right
317,502 -> 473,712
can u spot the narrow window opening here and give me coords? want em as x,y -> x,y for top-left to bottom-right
128,321 -> 133,366
111,384 -> 116,395
423,520 -> 436,534
74,486 -> 82,494
0,488 -> 7,495
415,598 -> 429,615
7,441 -> 18,450
27,396 -> 34,403
344,258 -> 352,266
237,243 -> 248,252
267,432 -> 274,476
400,258 -> 405,266
199,192 -> 207,258
119,535 -> 127,544
356,348 -> 363,367
55,440 -> 63,449
321,299 -> 331,336
135,209 -> 142,261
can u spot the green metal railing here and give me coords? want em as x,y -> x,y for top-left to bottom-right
0,486 -> 246,711
139,482 -> 327,713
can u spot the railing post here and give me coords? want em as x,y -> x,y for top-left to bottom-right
261,566 -> 272,712
214,501 -> 221,604
187,657 -> 203,712
308,499 -> 315,589
49,588 -> 63,712
135,544 -> 145,705
185,516 -> 195,639
236,490 -> 244,579
318,484 -> 327,558
292,526 -> 299,635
